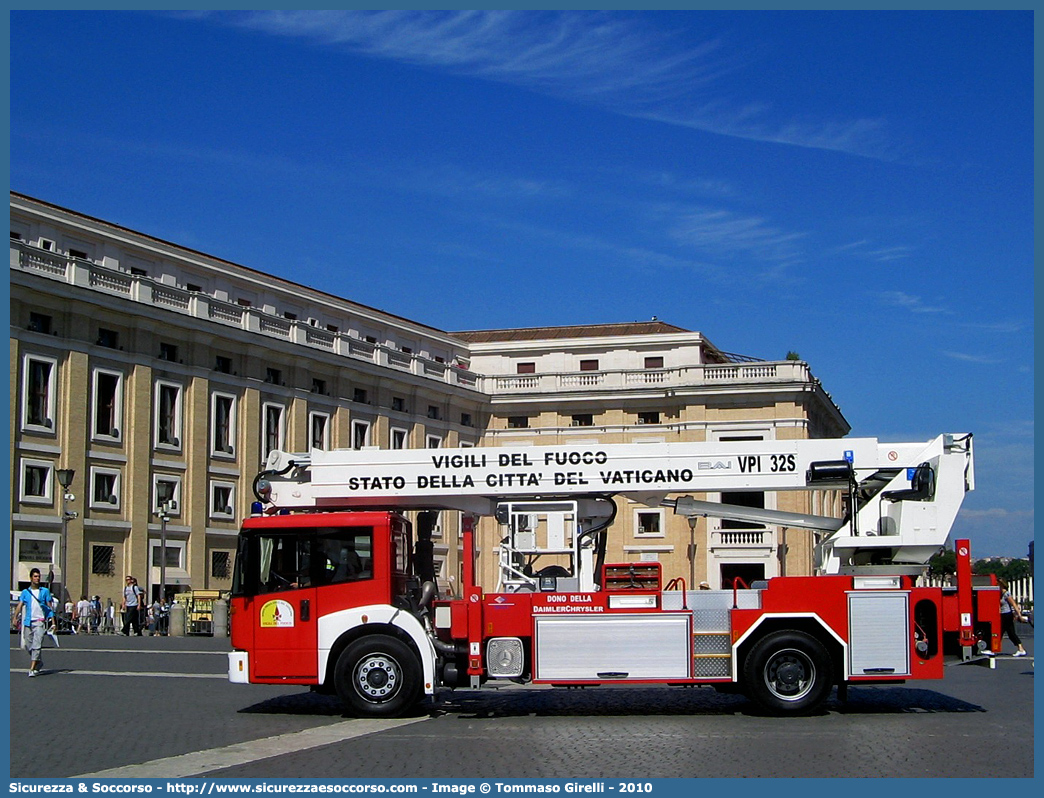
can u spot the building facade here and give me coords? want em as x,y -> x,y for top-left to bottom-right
9,192 -> 849,608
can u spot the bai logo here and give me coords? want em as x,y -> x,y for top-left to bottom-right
697,460 -> 732,471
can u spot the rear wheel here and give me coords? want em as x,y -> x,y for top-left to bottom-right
334,635 -> 421,718
743,630 -> 832,715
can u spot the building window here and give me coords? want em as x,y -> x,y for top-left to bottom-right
721,491 -> 766,530
151,545 -> 181,569
210,481 -> 235,518
265,367 -> 282,385
311,377 -> 326,395
507,416 -> 529,429
637,412 -> 661,425
153,476 -> 181,515
427,435 -> 442,449
571,414 -> 593,427
517,362 -> 536,374
20,459 -> 52,503
635,509 -> 665,538
90,467 -> 121,509
644,356 -> 664,369
91,545 -> 115,576
460,412 -> 473,427
392,397 -> 405,413
92,369 -> 123,440
28,312 -> 52,334
428,405 -> 440,420
391,428 -> 408,450
155,381 -> 183,448
352,420 -> 371,450
214,355 -> 232,374
310,412 -> 329,450
212,551 -> 231,579
353,388 -> 369,404
96,328 -> 119,349
211,392 -> 237,455
159,342 -> 178,362
19,539 -> 54,564
579,359 -> 599,371
23,354 -> 56,430
263,403 -> 285,458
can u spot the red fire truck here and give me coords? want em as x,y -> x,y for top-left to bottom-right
228,433 -> 1000,716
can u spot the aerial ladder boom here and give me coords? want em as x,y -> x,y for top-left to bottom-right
255,433 -> 973,574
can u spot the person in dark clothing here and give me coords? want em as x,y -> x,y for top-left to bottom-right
997,578 -> 1028,657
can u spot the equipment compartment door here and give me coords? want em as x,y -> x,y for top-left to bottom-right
848,592 -> 910,677
534,613 -> 691,681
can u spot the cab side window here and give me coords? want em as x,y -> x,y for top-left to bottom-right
313,528 -> 373,585
258,535 -> 310,593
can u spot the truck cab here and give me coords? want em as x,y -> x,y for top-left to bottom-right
229,511 -> 414,687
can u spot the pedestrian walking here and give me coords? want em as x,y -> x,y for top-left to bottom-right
998,578 -> 1028,657
121,575 -> 144,636
18,568 -> 55,677
90,595 -> 102,634
104,599 -> 115,634
75,595 -> 91,635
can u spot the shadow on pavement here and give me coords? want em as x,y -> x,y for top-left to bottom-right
231,681 -> 985,720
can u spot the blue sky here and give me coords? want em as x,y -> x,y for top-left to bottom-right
9,10 -> 1034,558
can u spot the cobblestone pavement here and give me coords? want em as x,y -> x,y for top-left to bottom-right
9,624 -> 1034,779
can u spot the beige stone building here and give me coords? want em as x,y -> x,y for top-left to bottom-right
10,191 -> 849,608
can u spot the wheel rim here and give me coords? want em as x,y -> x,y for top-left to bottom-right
354,653 -> 402,703
762,647 -> 815,702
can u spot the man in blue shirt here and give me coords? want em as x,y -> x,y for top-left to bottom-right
19,568 -> 55,677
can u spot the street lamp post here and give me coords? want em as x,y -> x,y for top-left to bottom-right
687,515 -> 698,587
55,469 -> 75,610
157,499 -> 173,605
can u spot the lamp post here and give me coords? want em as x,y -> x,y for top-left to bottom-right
687,515 -> 698,587
157,499 -> 173,605
55,469 -> 75,609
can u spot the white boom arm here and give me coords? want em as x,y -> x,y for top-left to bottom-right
255,433 -> 973,573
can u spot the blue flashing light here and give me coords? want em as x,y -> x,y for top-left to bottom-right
250,501 -> 264,516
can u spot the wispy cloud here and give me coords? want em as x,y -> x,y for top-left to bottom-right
942,351 -> 1003,364
193,10 -> 895,159
958,508 -> 1034,522
961,320 -> 1028,334
879,290 -> 950,314
668,207 -> 806,264
827,239 -> 915,263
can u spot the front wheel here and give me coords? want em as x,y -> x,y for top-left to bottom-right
334,635 -> 421,718
743,630 -> 833,716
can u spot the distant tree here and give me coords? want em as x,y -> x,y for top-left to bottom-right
785,351 -> 801,361
973,558 -> 1032,582
928,548 -> 957,577
973,559 -> 1004,576
1004,559 -> 1032,582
